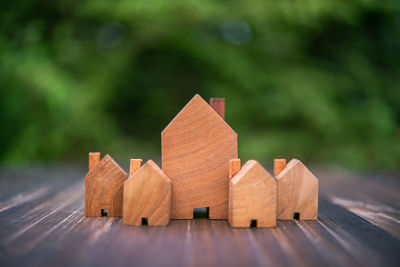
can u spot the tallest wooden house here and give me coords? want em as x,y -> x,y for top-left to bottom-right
162,95 -> 238,219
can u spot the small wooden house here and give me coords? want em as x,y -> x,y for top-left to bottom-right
85,153 -> 127,217
275,159 -> 318,220
123,160 -> 171,226
162,94 -> 238,219
229,160 -> 277,228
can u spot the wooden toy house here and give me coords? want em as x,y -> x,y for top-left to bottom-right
84,95 -> 320,228
123,160 -> 171,226
229,159 -> 277,228
162,94 -> 238,219
85,153 -> 127,217
275,159 -> 318,220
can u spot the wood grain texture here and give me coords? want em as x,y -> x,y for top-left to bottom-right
209,98 -> 225,119
228,159 -> 241,225
123,160 -> 171,226
88,152 -> 100,171
229,159 -> 241,179
276,159 -> 318,220
274,158 -> 286,176
0,166 -> 399,267
129,159 -> 142,177
162,94 -> 237,219
229,160 -> 277,228
85,154 -> 127,217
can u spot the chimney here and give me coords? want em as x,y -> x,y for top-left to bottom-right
274,159 -> 287,176
210,98 -> 225,120
229,159 -> 241,179
129,159 -> 143,177
89,152 -> 101,171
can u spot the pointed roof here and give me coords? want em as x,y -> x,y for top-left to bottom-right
85,154 -> 127,217
231,160 -> 275,186
123,160 -> 171,226
276,159 -> 318,183
86,154 -> 127,178
125,160 -> 171,186
229,160 -> 277,228
162,94 -> 236,136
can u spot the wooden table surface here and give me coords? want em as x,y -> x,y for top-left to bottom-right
0,165 -> 399,267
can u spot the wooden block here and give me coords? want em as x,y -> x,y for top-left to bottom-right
229,159 -> 241,179
85,154 -> 127,217
123,160 -> 171,226
229,160 -> 277,228
162,94 -> 237,219
228,158 -> 241,225
276,159 -> 318,220
209,98 -> 225,119
129,159 -> 142,177
89,152 -> 101,171
274,159 -> 286,176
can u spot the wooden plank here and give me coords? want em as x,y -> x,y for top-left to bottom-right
85,154 -> 127,217
123,160 -> 171,226
319,170 -> 400,239
229,160 -> 277,228
276,159 -> 318,220
209,98 -> 225,119
0,166 -> 399,267
229,159 -> 241,179
162,94 -> 238,219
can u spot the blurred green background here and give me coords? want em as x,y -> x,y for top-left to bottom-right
1,1 -> 399,171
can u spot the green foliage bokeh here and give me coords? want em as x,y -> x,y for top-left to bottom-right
1,0 -> 399,170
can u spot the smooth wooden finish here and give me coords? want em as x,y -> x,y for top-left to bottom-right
1,166 -> 399,267
129,159 -> 142,177
123,160 -> 171,226
85,154 -> 127,217
228,158 -> 241,225
276,159 -> 318,220
209,98 -> 225,119
274,158 -> 286,176
88,152 -> 100,171
229,159 -> 241,179
162,94 -> 237,219
229,160 -> 277,228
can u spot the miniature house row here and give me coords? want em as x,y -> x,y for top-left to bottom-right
85,95 -> 318,227
85,154 -> 318,227
85,155 -> 171,225
228,158 -> 318,227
